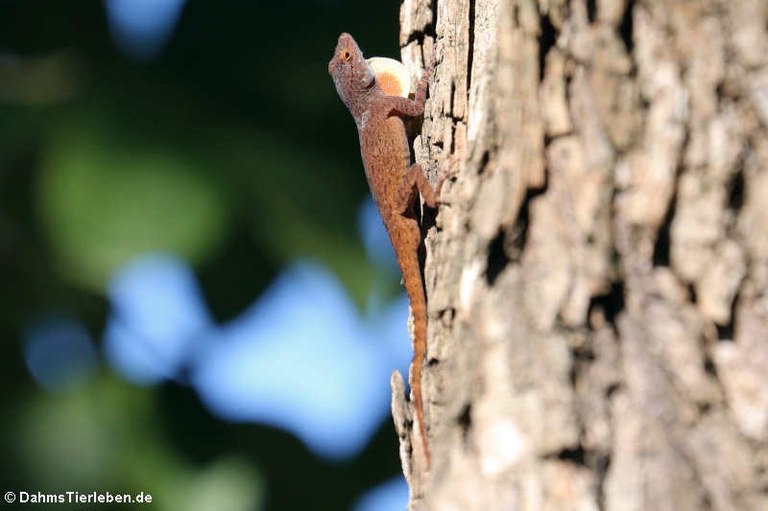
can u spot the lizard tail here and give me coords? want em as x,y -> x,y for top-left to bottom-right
403,263 -> 431,467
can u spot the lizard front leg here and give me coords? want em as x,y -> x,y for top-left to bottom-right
385,69 -> 431,118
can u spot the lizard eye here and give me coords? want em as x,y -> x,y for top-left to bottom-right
340,50 -> 352,62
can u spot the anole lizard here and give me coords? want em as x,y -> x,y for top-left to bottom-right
328,33 -> 437,466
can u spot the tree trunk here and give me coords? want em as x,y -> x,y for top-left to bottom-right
392,0 -> 768,509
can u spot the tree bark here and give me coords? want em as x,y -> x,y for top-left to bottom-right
393,0 -> 768,509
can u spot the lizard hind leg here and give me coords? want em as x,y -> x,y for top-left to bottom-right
395,163 -> 439,214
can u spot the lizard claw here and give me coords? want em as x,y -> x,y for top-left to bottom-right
435,170 -> 457,206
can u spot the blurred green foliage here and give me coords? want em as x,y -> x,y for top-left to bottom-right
0,0 -> 407,509
38,110 -> 230,290
16,375 -> 263,510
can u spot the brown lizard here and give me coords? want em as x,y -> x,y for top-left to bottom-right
328,33 -> 437,466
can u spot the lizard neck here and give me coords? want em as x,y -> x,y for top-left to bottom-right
346,87 -> 380,128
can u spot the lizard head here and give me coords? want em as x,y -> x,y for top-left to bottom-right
328,33 -> 376,106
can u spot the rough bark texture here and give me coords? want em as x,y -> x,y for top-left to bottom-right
392,0 -> 768,509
